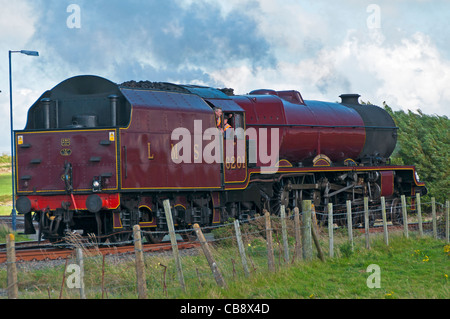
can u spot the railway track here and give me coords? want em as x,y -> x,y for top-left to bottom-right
0,215 -> 32,230
0,240 -> 200,264
0,214 -> 433,265
356,221 -> 432,233
1,215 -> 200,264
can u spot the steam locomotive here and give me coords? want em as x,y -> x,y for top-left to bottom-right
14,75 -> 426,242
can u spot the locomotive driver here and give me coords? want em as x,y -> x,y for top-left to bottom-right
223,113 -> 233,138
214,107 -> 223,133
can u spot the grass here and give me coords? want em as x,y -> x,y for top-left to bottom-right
186,234 -> 449,299
0,174 -> 11,217
0,158 -> 26,237
0,155 -> 12,216
0,174 -> 12,216
0,231 -> 448,299
0,224 -> 32,243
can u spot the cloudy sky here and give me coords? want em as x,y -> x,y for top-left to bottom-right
0,0 -> 449,154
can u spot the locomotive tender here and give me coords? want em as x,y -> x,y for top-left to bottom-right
14,75 -> 427,242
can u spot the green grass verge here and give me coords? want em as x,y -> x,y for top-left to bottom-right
0,224 -> 31,243
185,234 -> 449,299
0,174 -> 11,196
0,173 -> 12,216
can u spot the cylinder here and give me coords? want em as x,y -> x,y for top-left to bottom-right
41,98 -> 51,129
108,95 -> 119,126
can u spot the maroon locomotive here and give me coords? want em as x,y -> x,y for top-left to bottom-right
15,75 -> 426,242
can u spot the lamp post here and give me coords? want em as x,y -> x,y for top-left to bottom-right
9,50 -> 39,231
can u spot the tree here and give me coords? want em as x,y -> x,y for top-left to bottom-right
384,104 -> 449,205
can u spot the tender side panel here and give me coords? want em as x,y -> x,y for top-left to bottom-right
15,129 -> 118,193
119,89 -> 222,190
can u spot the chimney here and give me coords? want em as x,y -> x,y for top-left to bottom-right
41,98 -> 51,129
108,95 -> 119,126
339,94 -> 361,105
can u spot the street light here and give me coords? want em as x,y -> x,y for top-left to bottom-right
9,49 -> 39,231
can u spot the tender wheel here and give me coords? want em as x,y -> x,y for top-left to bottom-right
111,231 -> 132,244
390,198 -> 403,225
144,231 -> 165,244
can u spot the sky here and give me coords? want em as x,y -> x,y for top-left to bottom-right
0,0 -> 449,154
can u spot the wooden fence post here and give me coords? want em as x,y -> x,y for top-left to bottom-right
401,195 -> 409,239
59,259 -> 68,299
234,220 -> 250,278
163,199 -> 186,292
75,248 -> 86,299
302,200 -> 313,261
346,200 -> 354,251
193,224 -> 228,288
293,207 -> 302,260
101,254 -> 106,299
264,210 -> 276,272
133,225 -> 147,299
280,205 -> 289,263
6,234 -> 18,299
311,219 -> 325,262
364,197 -> 370,250
431,197 -> 437,239
416,193 -> 423,237
328,203 -> 334,258
381,197 -> 389,246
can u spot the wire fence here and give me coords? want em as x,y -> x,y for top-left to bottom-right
1,196 -> 449,299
